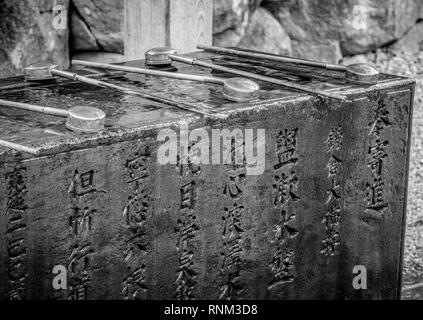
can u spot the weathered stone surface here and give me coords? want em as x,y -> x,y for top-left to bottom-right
72,51 -> 125,64
401,54 -> 423,298
72,0 -> 123,53
238,8 -> 291,55
262,0 -> 423,56
70,11 -> 99,52
213,0 -> 253,47
0,51 -> 415,300
249,0 -> 263,12
392,22 -> 423,56
380,51 -> 423,296
344,47 -> 423,297
0,0 -> 69,77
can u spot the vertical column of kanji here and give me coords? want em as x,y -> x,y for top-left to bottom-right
219,135 -> 247,300
66,169 -> 106,300
4,166 -> 28,300
268,128 -> 300,293
174,141 -> 202,300
366,93 -> 391,216
121,145 -> 152,300
321,127 -> 344,257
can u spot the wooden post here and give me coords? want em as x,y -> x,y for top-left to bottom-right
124,0 -> 213,60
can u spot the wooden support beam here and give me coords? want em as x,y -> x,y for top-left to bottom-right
168,0 -> 213,54
124,0 -> 213,60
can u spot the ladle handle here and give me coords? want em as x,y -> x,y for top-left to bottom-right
72,60 -> 225,85
169,55 -> 348,101
197,45 -> 347,72
50,69 -> 221,118
51,69 -> 128,92
0,98 -> 68,117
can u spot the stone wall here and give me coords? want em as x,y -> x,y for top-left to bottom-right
0,0 -> 69,76
1,0 -> 423,68
0,0 -> 422,298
